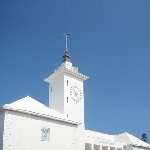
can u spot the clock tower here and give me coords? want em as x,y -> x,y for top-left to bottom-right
44,33 -> 88,123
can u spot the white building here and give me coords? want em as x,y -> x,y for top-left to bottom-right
0,36 -> 150,150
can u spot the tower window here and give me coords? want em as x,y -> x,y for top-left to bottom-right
67,80 -> 68,86
67,97 -> 68,103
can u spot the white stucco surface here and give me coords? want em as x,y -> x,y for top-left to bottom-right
0,111 -> 4,150
3,109 -> 79,150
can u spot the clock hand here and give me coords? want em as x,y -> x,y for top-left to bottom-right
74,92 -> 79,99
73,88 -> 78,95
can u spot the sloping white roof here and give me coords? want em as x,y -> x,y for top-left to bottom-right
114,132 -> 150,148
85,130 -> 150,149
86,130 -> 115,141
3,96 -> 78,125
85,130 -> 125,147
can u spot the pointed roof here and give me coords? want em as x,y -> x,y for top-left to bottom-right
3,96 -> 78,125
114,132 -> 150,148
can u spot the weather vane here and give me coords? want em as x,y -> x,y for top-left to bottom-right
64,32 -> 71,52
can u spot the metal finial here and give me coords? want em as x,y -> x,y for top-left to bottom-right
62,32 -> 71,62
64,32 -> 71,51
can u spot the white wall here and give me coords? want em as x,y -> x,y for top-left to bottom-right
49,74 -> 64,113
3,110 -> 81,150
64,74 -> 84,123
0,111 -> 4,150
48,72 -> 85,124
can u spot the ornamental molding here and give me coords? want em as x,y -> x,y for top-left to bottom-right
45,62 -> 89,82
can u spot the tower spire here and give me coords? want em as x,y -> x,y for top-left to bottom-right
62,33 -> 71,62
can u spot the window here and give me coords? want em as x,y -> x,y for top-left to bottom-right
51,87 -> 52,92
110,147 -> 115,150
85,143 -> 92,150
67,80 -> 68,86
67,97 -> 68,103
94,144 -> 100,150
102,146 -> 108,150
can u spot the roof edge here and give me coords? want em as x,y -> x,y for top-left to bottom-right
3,105 -> 80,125
132,143 -> 150,149
44,67 -> 89,83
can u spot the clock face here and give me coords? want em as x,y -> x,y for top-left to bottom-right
70,86 -> 82,104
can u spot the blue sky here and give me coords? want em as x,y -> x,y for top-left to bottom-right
0,0 -> 150,139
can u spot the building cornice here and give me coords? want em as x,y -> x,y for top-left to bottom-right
45,62 -> 89,82
3,106 -> 80,126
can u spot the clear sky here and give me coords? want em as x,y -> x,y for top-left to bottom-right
0,0 -> 150,140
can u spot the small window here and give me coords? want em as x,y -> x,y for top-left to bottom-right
67,97 -> 69,103
110,147 -> 115,150
51,87 -> 52,92
102,146 -> 108,150
85,143 -> 92,150
94,145 -> 100,150
67,80 -> 68,86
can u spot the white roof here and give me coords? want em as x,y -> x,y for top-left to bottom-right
85,130 -> 124,146
114,132 -> 150,148
86,130 -> 115,141
3,96 -> 78,125
85,130 -> 150,149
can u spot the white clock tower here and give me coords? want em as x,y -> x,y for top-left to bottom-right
44,33 -> 88,123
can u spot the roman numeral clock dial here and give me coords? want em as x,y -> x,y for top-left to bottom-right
70,86 -> 82,104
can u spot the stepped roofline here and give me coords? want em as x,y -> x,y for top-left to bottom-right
44,61 -> 89,82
